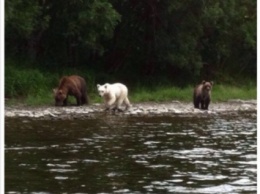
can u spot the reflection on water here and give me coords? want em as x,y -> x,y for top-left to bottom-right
5,112 -> 256,193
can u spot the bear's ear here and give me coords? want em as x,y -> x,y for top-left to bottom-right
202,80 -> 206,84
97,84 -> 100,88
210,81 -> 214,85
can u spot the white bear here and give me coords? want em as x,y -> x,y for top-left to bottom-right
97,83 -> 131,111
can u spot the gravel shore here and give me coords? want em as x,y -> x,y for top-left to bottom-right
5,99 -> 257,120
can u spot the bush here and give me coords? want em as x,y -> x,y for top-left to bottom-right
5,64 -> 99,105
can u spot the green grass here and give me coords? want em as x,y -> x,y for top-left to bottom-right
212,84 -> 256,101
131,86 -> 193,102
5,64 -> 256,106
5,84 -> 256,106
130,84 -> 256,103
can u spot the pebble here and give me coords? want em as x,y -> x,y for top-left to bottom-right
5,100 -> 257,120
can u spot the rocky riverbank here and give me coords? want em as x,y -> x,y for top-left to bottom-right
5,100 -> 257,120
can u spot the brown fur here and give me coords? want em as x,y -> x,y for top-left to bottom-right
193,80 -> 213,110
53,75 -> 88,106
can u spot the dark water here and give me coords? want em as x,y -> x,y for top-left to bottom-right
5,112 -> 257,194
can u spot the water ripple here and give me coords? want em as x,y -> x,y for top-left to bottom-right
5,112 -> 256,193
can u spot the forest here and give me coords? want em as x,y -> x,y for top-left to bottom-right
5,0 -> 256,102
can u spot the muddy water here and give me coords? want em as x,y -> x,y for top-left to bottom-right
5,112 -> 256,194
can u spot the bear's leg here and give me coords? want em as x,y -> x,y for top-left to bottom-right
75,94 -> 82,106
194,96 -> 200,109
203,98 -> 210,110
110,99 -> 118,111
115,97 -> 125,111
201,99 -> 209,110
84,94 -> 89,105
123,97 -> 131,110
63,98 -> 68,106
105,96 -> 116,111
81,87 -> 88,105
194,101 -> 200,109
77,99 -> 82,106
201,101 -> 205,109
71,88 -> 82,106
81,96 -> 86,105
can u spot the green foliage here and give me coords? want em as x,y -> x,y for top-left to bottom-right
5,0 -> 121,65
5,75 -> 256,106
4,60 -> 256,106
131,86 -> 193,102
5,62 -> 99,105
5,65 -> 51,97
5,0 -> 256,99
5,0 -> 42,37
212,84 -> 256,101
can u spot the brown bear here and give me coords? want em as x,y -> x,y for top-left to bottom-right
53,75 -> 88,106
193,80 -> 213,110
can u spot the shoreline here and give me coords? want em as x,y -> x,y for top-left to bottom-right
5,99 -> 257,120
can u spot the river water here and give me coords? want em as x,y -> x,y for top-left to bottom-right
5,111 -> 257,194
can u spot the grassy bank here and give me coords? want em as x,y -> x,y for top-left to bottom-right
5,84 -> 256,107
5,65 -> 256,106
131,85 -> 256,103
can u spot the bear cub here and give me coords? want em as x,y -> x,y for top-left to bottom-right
53,75 -> 88,106
97,83 -> 131,111
193,80 -> 213,110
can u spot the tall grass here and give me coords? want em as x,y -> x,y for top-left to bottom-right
130,84 -> 256,103
131,86 -> 193,102
5,65 -> 54,97
212,84 -> 256,101
5,65 -> 256,106
5,65 -> 99,106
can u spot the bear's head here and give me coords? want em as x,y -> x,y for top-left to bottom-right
53,88 -> 66,106
202,80 -> 213,92
97,83 -> 110,97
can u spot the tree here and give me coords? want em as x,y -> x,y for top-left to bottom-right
5,0 -> 256,85
104,0 -> 256,83
5,0 -> 121,66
